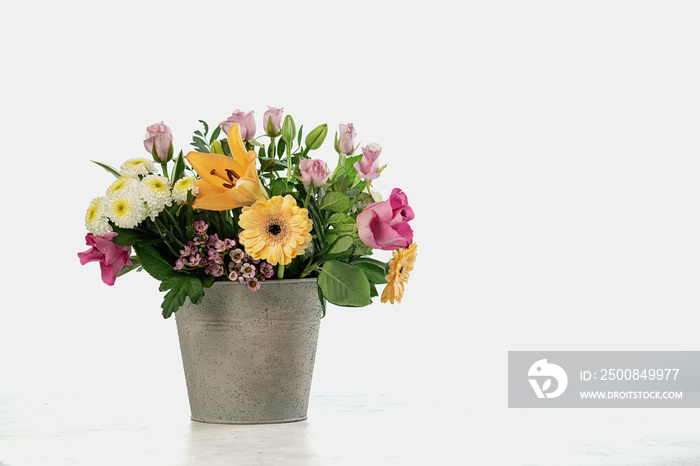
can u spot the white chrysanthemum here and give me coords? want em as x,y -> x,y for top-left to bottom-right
105,191 -> 147,229
120,158 -> 156,177
141,174 -> 172,220
172,176 -> 199,204
85,197 -> 112,235
106,176 -> 139,196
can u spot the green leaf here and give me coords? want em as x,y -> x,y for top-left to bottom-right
133,244 -> 175,282
159,274 -> 205,319
191,136 -> 209,153
327,212 -> 355,231
111,225 -> 159,246
270,178 -> 294,196
320,191 -> 351,212
258,157 -> 287,171
221,139 -> 232,157
345,155 -> 361,179
318,260 -> 371,307
297,124 -> 304,147
198,120 -> 209,137
351,258 -> 388,284
117,256 -> 141,277
300,235 -> 355,278
171,150 -> 186,182
209,125 -> 221,144
91,160 -> 121,178
333,172 -> 350,193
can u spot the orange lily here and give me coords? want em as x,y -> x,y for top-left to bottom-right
185,124 -> 269,211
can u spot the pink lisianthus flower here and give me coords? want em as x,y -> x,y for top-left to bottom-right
78,232 -> 133,286
220,110 -> 256,141
338,123 -> 356,154
263,106 -> 284,136
353,143 -> 382,180
299,159 -> 330,187
357,188 -> 414,250
143,121 -> 173,162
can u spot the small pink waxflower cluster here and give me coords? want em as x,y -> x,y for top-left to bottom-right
173,220 -> 274,291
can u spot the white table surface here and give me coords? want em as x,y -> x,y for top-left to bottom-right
2,393 -> 700,465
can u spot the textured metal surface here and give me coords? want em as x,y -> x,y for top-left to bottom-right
175,279 -> 323,424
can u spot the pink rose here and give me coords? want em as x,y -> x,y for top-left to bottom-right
220,110 -> 256,141
263,106 -> 284,136
353,143 -> 382,180
338,123 -> 356,154
357,188 -> 414,251
299,159 -> 330,187
143,121 -> 173,162
78,232 -> 133,286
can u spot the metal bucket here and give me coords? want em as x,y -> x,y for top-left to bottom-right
175,279 -> 322,424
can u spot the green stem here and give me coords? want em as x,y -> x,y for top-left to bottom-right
270,136 -> 277,158
278,263 -> 285,279
304,186 -> 313,207
286,143 -> 293,182
160,162 -> 169,180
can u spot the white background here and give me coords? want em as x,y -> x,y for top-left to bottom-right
1,0 -> 699,416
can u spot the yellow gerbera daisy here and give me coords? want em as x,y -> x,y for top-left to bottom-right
238,195 -> 313,266
381,243 -> 418,304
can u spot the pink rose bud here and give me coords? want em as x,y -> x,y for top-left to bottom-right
338,123 -> 356,154
77,232 -> 133,286
357,188 -> 414,251
143,121 -> 173,162
299,159 -> 330,187
353,143 -> 382,180
263,106 -> 284,136
220,110 -> 256,141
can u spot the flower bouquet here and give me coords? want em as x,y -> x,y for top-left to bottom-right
78,107 -> 417,318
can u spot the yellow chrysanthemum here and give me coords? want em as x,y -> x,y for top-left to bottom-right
238,195 -> 313,266
381,243 -> 417,304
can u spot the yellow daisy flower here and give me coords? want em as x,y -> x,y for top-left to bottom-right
381,243 -> 418,304
238,195 -> 313,266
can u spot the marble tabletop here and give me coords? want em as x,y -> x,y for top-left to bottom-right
2,393 -> 700,465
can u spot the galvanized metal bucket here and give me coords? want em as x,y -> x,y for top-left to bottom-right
175,279 -> 323,424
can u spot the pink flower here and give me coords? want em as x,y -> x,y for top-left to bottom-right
338,123 -> 356,154
357,188 -> 414,251
143,121 -> 173,162
78,233 -> 133,286
299,159 -> 330,187
353,143 -> 382,180
263,106 -> 284,136
220,110 -> 256,141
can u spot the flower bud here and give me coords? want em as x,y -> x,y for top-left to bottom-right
220,110 -> 256,141
305,123 -> 328,151
144,121 -> 174,163
281,115 -> 296,145
263,106 -> 284,136
353,143 -> 382,180
299,159 -> 330,187
338,123 -> 356,154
